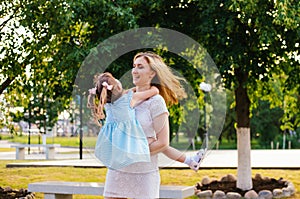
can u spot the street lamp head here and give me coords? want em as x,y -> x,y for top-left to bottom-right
199,82 -> 212,92
24,112 -> 29,119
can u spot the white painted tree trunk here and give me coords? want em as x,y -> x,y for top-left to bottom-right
237,127 -> 253,190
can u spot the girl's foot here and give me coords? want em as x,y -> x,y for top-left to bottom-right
186,149 -> 206,171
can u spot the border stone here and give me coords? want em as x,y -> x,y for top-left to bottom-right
273,188 -> 283,198
201,176 -> 211,185
244,190 -> 258,198
258,190 -> 273,199
196,190 -> 213,199
212,190 -> 226,199
195,174 -> 296,199
226,192 -> 242,199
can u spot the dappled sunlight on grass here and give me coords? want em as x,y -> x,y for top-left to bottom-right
0,160 -> 298,199
1,135 -> 98,148
0,148 -> 15,152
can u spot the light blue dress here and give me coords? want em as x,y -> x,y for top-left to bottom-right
94,90 -> 151,170
103,94 -> 169,198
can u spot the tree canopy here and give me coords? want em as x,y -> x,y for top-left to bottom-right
1,0 -> 136,129
1,0 -> 299,136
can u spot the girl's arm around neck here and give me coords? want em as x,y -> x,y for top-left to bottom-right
130,86 -> 159,107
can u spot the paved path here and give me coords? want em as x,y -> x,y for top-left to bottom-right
1,140 -> 300,169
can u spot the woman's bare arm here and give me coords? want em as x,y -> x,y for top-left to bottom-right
148,113 -> 169,155
148,112 -> 186,162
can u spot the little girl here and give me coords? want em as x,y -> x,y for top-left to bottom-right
88,72 -> 204,171
88,72 -> 159,170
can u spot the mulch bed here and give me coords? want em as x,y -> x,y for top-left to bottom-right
0,187 -> 34,199
196,177 -> 287,196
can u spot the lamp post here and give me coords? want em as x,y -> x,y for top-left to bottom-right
78,95 -> 83,160
199,82 -> 212,150
24,108 -> 32,154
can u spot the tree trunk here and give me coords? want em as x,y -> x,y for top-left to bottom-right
237,127 -> 252,190
235,72 -> 252,190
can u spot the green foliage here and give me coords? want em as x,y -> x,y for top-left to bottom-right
249,73 -> 299,131
219,90 -> 237,142
1,0 -> 299,143
121,0 -> 299,131
0,0 -> 137,129
251,100 -> 283,148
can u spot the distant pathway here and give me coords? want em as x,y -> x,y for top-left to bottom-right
1,140 -> 299,169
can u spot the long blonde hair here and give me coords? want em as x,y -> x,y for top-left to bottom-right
87,72 -> 121,126
133,51 -> 187,105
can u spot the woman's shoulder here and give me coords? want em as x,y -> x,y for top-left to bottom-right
149,94 -> 163,100
135,94 -> 166,109
148,94 -> 168,117
135,94 -> 164,107
149,94 -> 165,103
148,94 -> 167,107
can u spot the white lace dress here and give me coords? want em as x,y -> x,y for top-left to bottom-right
103,95 -> 169,199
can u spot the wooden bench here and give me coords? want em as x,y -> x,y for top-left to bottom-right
11,144 -> 61,160
28,181 -> 195,199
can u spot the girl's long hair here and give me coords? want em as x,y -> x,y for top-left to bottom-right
87,72 -> 119,126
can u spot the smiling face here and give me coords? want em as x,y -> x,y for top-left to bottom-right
132,56 -> 156,90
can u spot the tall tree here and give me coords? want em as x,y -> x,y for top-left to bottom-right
1,0 -> 299,191
129,0 -> 299,190
1,0 -> 136,126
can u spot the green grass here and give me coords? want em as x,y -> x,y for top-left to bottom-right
1,133 -> 240,150
0,148 -> 14,152
1,134 -> 97,148
0,160 -> 299,199
0,134 -> 266,150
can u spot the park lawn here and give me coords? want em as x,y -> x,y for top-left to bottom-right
2,133 -> 267,150
0,148 -> 14,152
1,135 -> 97,148
0,160 -> 299,199
2,134 -> 244,150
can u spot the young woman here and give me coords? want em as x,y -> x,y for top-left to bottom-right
102,51 -> 205,199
